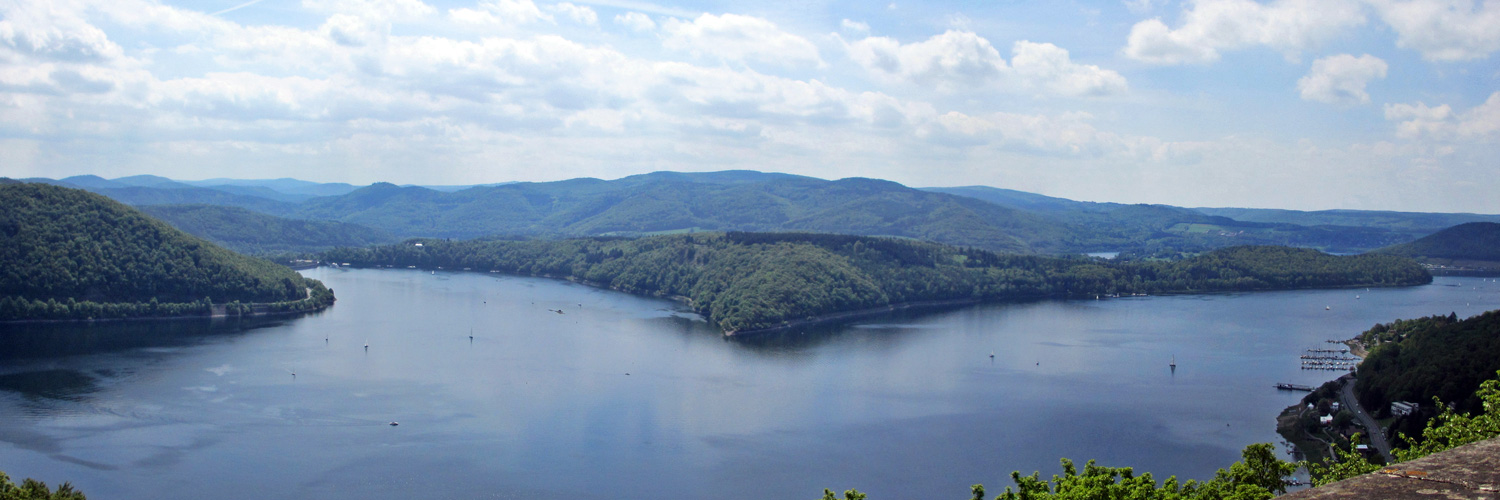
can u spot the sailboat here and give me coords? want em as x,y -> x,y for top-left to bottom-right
1170,355 -> 1176,369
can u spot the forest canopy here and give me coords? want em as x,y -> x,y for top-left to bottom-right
0,183 -> 334,321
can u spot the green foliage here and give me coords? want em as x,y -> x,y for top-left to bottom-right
989,443 -> 1293,500
322,233 -> 1428,333
1376,222 -> 1500,262
1355,311 -> 1500,416
138,204 -> 394,254
0,470 -> 86,500
1394,370 -> 1500,461
1310,371 -> 1500,486
819,489 -> 866,500
0,183 -> 334,321
1305,433 -> 1381,487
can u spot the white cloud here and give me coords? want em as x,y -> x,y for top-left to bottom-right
321,14 -> 385,47
846,31 -> 1126,96
549,2 -> 598,26
1366,0 -> 1500,61
840,19 -> 871,36
1297,53 -> 1387,105
613,11 -> 656,32
450,0 -> 554,28
1123,0 -> 1366,64
661,14 -> 823,68
302,0 -> 436,20
1010,41 -> 1128,96
1386,92 -> 1500,142
0,1 -> 124,63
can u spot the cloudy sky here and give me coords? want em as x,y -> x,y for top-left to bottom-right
1,0 -> 1497,212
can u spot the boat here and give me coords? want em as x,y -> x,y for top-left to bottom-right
1170,355 -> 1176,368
389,421 -> 399,426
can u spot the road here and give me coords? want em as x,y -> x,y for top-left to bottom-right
1339,377 -> 1395,463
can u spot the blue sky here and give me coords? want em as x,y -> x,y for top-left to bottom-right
1,0 -> 1497,212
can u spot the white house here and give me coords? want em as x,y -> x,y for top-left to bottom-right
1391,401 -> 1419,416
1319,415 -> 1334,426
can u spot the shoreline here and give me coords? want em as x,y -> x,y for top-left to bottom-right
337,264 -> 1434,336
725,298 -> 985,336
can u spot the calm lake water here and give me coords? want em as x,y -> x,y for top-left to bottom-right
1,269 -> 1496,499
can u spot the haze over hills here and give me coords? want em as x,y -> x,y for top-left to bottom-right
16,171 -> 1498,256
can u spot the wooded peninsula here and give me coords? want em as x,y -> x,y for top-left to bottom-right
322,232 -> 1431,333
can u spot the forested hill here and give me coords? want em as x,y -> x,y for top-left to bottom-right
295,175 -> 1073,253
0,183 -> 334,321
322,233 -> 1429,333
139,204 -> 395,254
1375,222 -> 1500,263
1355,310 -> 1500,421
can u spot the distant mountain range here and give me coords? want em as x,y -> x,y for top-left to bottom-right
12,171 -> 1500,256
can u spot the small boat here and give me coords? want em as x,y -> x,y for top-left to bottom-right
1170,355 -> 1176,368
389,421 -> 399,426
1325,306 -> 1331,310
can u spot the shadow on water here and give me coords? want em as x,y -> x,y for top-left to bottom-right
0,369 -> 99,401
0,312 -> 319,362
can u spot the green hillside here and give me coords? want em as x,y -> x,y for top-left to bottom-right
1375,222 -> 1500,262
930,185 -> 1418,254
139,204 -> 395,254
1356,310 -> 1500,416
295,175 -> 1075,253
324,233 -> 1428,333
0,183 -> 333,321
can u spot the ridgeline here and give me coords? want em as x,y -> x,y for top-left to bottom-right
322,232 -> 1430,333
0,182 -> 334,321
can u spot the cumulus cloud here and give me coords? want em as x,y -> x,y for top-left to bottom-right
449,0 -> 554,27
1123,0 -> 1366,64
1297,54 -> 1387,105
846,31 -> 1126,96
549,2 -> 598,26
1366,0 -> 1500,61
661,13 -> 823,68
613,11 -> 656,32
1385,92 -> 1500,142
0,2 -> 124,63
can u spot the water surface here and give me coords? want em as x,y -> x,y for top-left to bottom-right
1,269 -> 1495,499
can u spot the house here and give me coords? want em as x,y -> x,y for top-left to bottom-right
1320,415 -> 1334,426
1391,401 -> 1419,416
1331,402 -> 1341,412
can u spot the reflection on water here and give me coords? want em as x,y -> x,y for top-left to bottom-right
0,315 -> 311,362
0,268 -> 1495,500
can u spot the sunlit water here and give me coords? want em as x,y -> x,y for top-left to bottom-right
1,269 -> 1495,499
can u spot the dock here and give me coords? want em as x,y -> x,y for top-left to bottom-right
1276,383 -> 1314,391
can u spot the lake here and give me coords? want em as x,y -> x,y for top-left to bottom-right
1,269 -> 1495,499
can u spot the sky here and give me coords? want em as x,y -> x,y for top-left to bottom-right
0,0 -> 1497,212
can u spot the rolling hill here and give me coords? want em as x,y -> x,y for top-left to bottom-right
292,173 -> 1077,253
0,182 -> 333,320
138,204 -> 396,254
23,171 -> 1499,256
1375,222 -> 1500,268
